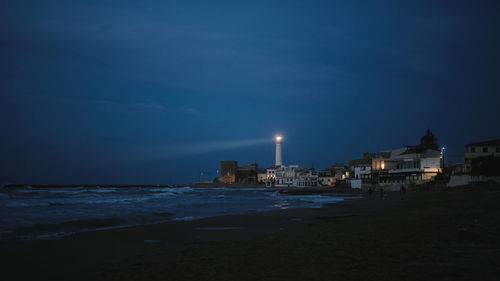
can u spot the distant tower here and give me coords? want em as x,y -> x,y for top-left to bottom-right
275,135 -> 283,167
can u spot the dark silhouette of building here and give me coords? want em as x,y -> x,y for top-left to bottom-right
220,161 -> 259,184
220,161 -> 237,183
236,163 -> 259,183
464,139 -> 500,173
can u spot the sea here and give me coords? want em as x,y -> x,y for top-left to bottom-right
0,186 -> 358,241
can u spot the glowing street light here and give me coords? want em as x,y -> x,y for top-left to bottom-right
440,146 -> 446,169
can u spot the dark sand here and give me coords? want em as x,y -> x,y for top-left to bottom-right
1,186 -> 500,280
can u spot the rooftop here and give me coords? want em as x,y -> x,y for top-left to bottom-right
465,139 -> 500,147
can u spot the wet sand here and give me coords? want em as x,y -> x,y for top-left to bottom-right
1,185 -> 500,280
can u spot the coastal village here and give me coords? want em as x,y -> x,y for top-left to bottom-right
215,130 -> 500,190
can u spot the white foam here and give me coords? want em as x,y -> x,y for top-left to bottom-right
152,192 -> 178,198
1,201 -> 51,207
173,216 -> 195,221
92,188 -> 118,193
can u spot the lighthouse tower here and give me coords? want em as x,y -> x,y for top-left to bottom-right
275,135 -> 283,167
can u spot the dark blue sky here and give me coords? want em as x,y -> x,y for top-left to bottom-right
1,0 -> 499,184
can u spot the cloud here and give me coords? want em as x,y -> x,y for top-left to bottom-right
58,98 -> 207,118
59,98 -> 167,114
179,106 -> 203,116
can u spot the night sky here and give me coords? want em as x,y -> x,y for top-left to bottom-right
1,0 -> 499,184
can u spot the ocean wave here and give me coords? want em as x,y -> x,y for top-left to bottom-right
0,187 -> 355,241
273,201 -> 290,209
173,216 -> 195,221
0,193 -> 10,199
225,187 -> 267,191
296,195 -> 344,207
0,201 -> 51,207
140,187 -> 193,196
151,191 -> 178,198
36,231 -> 75,240
269,191 -> 281,197
10,188 -> 38,194
47,188 -> 86,194
91,188 -> 119,193
145,187 -> 175,192
300,195 -> 343,202
172,187 -> 193,193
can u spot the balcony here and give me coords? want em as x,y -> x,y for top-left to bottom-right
388,168 -> 421,174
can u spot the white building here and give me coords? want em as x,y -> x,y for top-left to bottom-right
354,166 -> 371,180
257,172 -> 267,183
265,134 -> 319,188
268,165 -> 318,188
274,165 -> 299,187
293,167 -> 319,187
372,146 -> 442,184
266,167 -> 276,180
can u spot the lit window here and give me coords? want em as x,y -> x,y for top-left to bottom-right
381,161 -> 385,170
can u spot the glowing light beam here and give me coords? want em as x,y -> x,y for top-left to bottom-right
139,137 -> 273,158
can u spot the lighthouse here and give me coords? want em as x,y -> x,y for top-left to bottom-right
275,135 -> 283,167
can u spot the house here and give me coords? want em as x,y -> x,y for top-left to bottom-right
257,170 -> 267,183
219,161 -> 260,184
266,167 -> 276,180
293,168 -> 319,187
349,152 -> 375,181
266,165 -> 319,188
371,146 -> 441,184
448,139 -> 500,186
318,169 -> 336,186
464,139 -> 500,174
354,166 -> 372,181
274,165 -> 300,187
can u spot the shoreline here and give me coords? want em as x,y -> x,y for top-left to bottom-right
0,188 -> 357,242
0,200 -> 362,280
1,186 -> 499,280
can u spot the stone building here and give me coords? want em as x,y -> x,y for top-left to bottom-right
219,161 -> 260,184
220,161 -> 237,183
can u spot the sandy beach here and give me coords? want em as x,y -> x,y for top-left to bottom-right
1,185 -> 500,281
